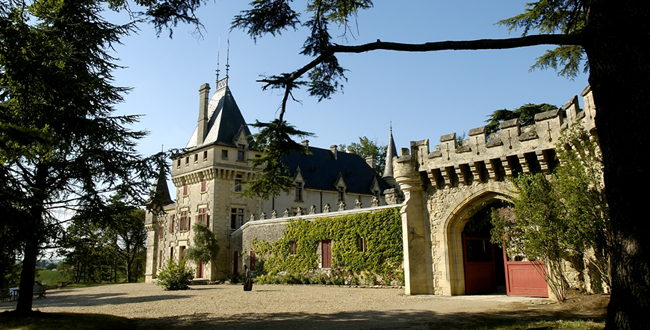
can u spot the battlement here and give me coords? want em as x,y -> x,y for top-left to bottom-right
395,86 -> 597,188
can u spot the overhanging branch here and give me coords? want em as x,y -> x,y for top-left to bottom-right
259,34 -> 582,115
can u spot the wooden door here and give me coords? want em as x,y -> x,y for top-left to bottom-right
322,240 -> 331,268
462,233 -> 497,294
503,250 -> 549,297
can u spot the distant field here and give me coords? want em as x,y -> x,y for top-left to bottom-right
36,270 -> 70,286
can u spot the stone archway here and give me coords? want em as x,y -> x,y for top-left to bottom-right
433,183 -> 514,296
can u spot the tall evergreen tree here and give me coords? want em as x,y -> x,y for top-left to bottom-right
0,0 -> 162,313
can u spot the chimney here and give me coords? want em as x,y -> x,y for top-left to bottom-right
330,145 -> 338,160
302,140 -> 309,147
366,156 -> 376,169
197,83 -> 211,145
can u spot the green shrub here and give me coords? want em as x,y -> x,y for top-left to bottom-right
156,259 -> 193,290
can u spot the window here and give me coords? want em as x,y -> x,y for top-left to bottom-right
170,246 -> 174,260
231,208 -> 244,229
201,179 -> 207,192
177,159 -> 181,168
234,174 -> 243,192
203,150 -> 208,161
295,182 -> 303,201
237,144 -> 246,161
198,207 -> 209,226
289,241 -> 297,255
358,237 -> 366,252
179,246 -> 186,260
185,156 -> 189,165
222,150 -> 228,159
179,210 -> 190,231
168,215 -> 174,233
158,226 -> 164,240
183,183 -> 188,196
338,187 -> 345,202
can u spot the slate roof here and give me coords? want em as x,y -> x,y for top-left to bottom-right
186,79 -> 252,149
148,166 -> 174,208
384,129 -> 398,178
282,147 -> 391,195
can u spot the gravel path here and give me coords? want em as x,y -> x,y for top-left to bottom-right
0,283 -> 557,329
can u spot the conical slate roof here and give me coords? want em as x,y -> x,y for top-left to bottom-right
186,78 -> 252,149
148,165 -> 173,208
383,127 -> 398,178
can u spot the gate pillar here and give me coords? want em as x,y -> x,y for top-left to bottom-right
395,153 -> 434,295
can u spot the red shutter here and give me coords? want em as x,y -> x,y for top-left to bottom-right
250,251 -> 256,271
322,240 -> 331,268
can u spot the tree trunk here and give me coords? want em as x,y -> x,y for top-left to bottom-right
584,1 -> 650,328
15,243 -> 37,314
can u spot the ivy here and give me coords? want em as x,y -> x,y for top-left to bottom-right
252,207 -> 403,284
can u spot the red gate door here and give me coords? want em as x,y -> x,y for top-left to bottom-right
463,233 -> 497,294
503,250 -> 548,297
322,240 -> 331,268
198,262 -> 204,278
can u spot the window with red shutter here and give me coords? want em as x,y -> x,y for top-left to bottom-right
183,183 -> 188,196
250,251 -> 256,271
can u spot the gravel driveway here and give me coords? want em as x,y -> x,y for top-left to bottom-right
0,283 -> 570,329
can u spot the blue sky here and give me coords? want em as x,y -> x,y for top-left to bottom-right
108,1 -> 588,179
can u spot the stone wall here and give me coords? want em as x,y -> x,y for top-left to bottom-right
394,86 -> 598,297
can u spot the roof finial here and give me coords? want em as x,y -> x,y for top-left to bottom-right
390,120 -> 392,133
225,32 -> 231,79
216,36 -> 221,84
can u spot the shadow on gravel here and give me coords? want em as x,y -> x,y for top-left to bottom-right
29,293 -> 192,308
134,298 -> 607,330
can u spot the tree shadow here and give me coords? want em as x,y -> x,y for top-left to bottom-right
133,304 -> 607,330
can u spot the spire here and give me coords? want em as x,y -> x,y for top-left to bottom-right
148,164 -> 173,210
225,33 -> 230,79
215,36 -> 221,85
384,122 -> 398,179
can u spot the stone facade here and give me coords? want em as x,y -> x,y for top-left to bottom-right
145,78 -> 397,283
394,86 -> 597,296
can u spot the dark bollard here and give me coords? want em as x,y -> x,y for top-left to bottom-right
243,265 -> 253,291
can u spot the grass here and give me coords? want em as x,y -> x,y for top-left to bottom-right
472,319 -> 604,330
0,311 -> 136,330
36,270 -> 70,286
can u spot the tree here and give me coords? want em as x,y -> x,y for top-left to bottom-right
339,136 -> 386,176
231,1 -> 650,327
485,103 -> 558,136
184,222 -> 220,274
106,198 -> 147,283
492,126 -> 609,300
0,0 -> 167,313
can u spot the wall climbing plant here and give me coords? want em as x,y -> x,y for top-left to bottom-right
252,207 -> 403,285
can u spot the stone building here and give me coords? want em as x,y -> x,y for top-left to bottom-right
394,86 -> 598,297
144,77 -> 394,283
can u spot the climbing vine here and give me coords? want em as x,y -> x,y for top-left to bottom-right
252,207 -> 403,285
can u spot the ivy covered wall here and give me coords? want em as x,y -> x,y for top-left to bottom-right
250,207 -> 403,285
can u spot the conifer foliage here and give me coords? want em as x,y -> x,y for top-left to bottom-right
0,0 -> 162,313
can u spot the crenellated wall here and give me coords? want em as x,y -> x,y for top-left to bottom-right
394,86 -> 597,296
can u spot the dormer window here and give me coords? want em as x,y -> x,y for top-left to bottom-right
295,182 -> 303,201
237,144 -> 246,161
